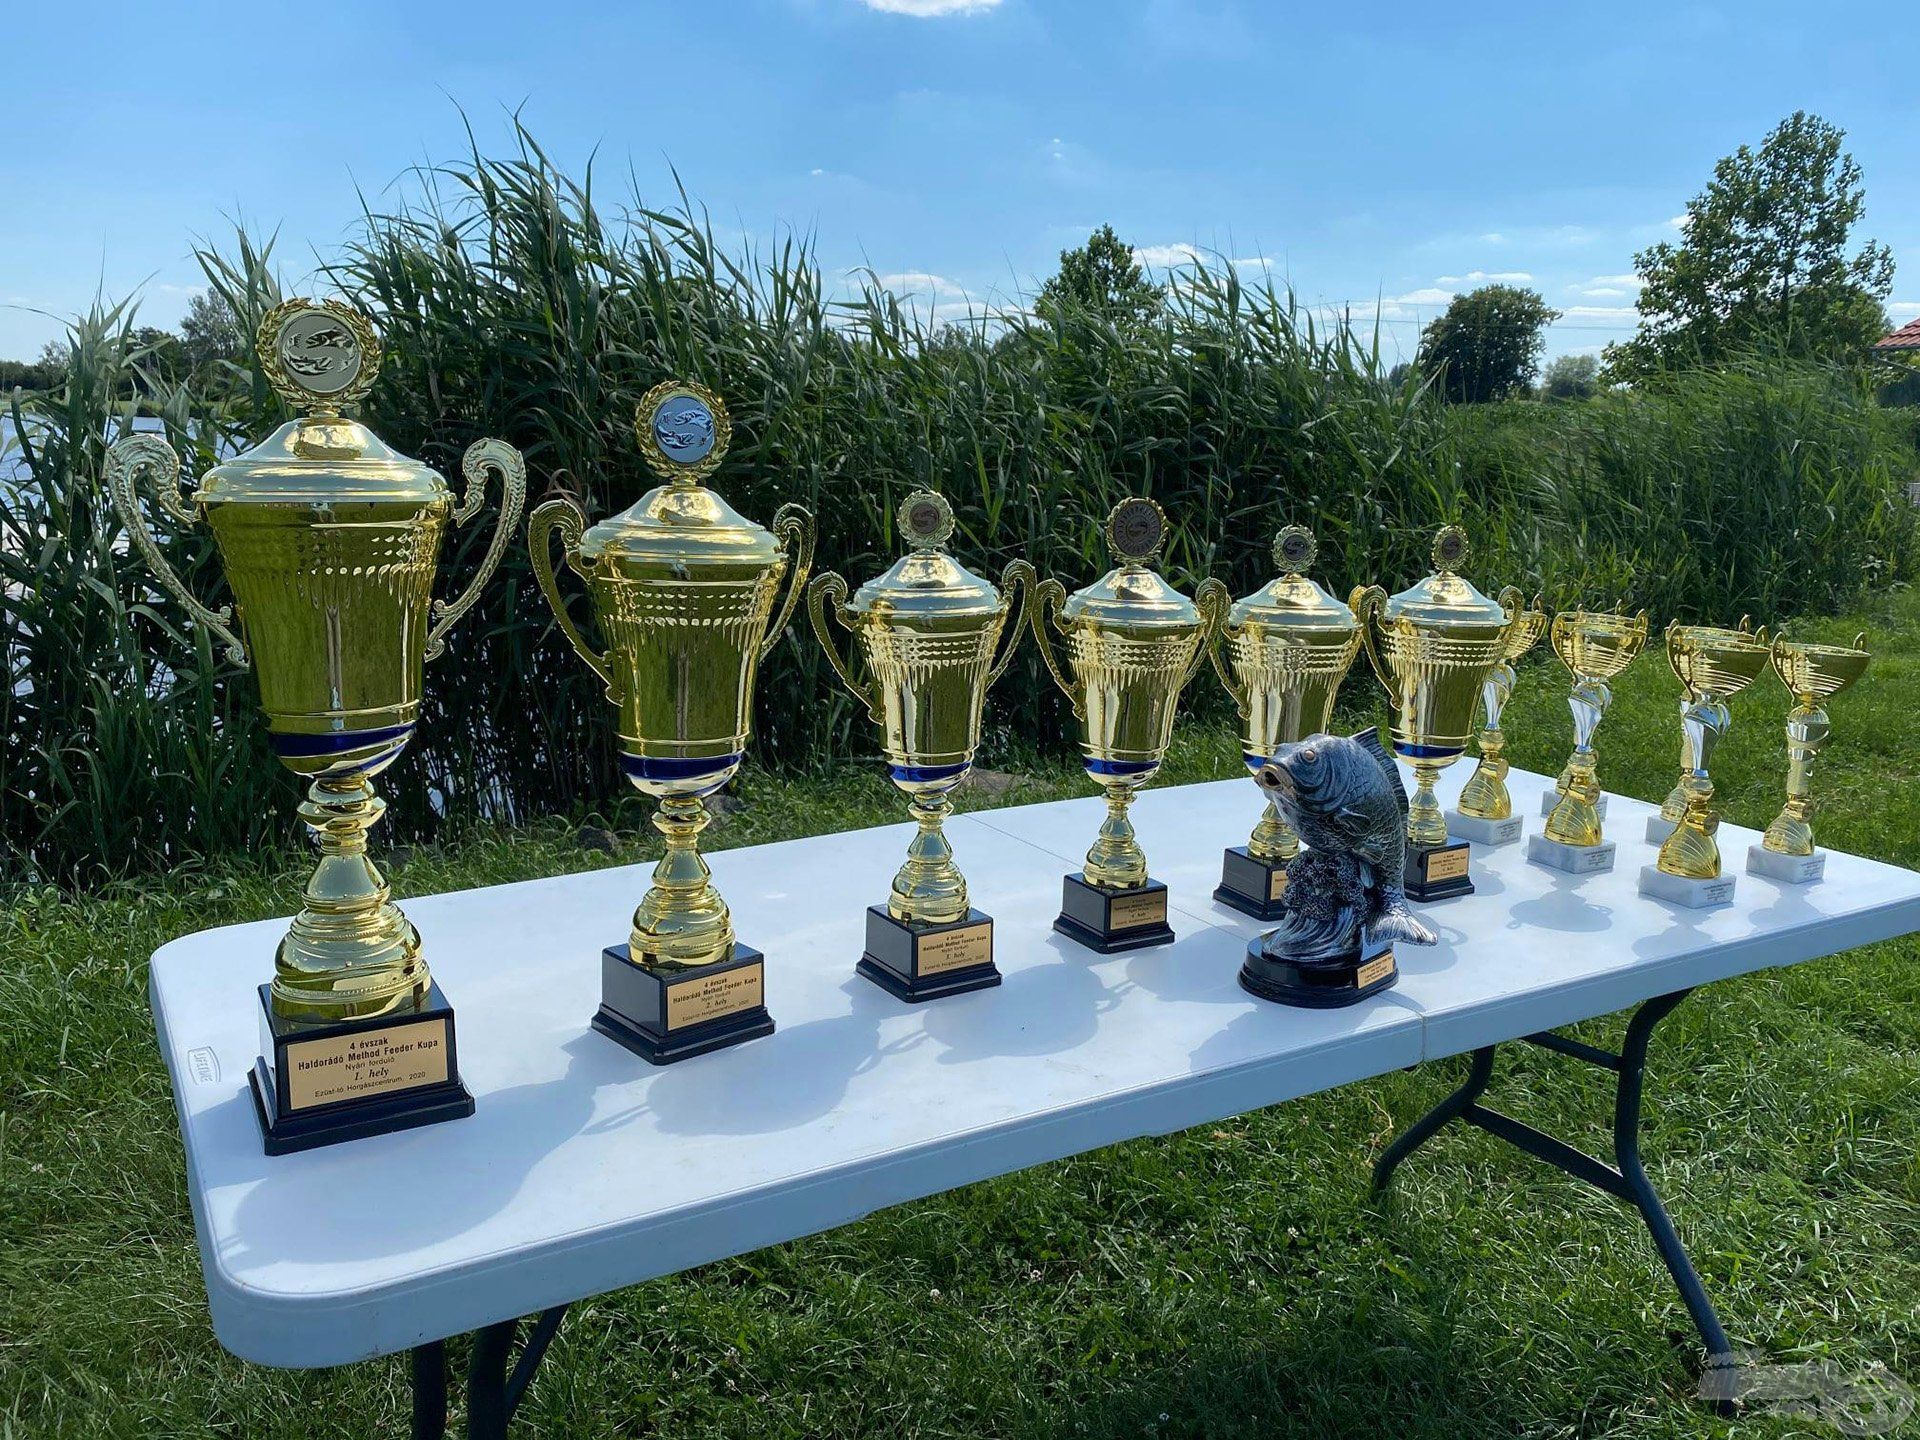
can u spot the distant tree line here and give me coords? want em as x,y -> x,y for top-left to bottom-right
3,291 -> 243,394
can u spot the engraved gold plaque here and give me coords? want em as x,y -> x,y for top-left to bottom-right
917,921 -> 995,976
1268,869 -> 1290,902
1110,890 -> 1170,930
1355,953 -> 1396,990
283,1019 -> 451,1112
1424,848 -> 1471,883
666,964 -> 766,1031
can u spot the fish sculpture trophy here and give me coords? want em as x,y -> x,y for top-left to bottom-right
1525,606 -> 1649,876
529,381 -> 814,1062
1207,524 -> 1361,919
1445,592 -> 1547,847
808,491 -> 1034,1001
1241,728 -> 1437,1006
1031,497 -> 1228,952
104,298 -> 526,1153
1746,632 -> 1870,885
1637,619 -> 1771,909
1351,526 -> 1523,902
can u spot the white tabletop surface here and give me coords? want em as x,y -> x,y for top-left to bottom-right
149,765 -> 1920,1367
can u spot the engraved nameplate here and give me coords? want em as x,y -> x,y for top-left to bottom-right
1527,834 -> 1617,875
1423,847 -> 1471,882
1746,845 -> 1825,885
1446,810 -> 1523,847
283,1018 -> 450,1112
1268,868 -> 1290,902
667,963 -> 764,1031
918,921 -> 993,976
1355,952 -> 1396,989
1110,890 -> 1169,930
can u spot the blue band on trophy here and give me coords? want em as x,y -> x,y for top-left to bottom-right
1242,752 -> 1268,775
268,722 -> 415,762
1392,740 -> 1463,761
1084,757 -> 1157,778
619,752 -> 742,782
889,761 -> 971,785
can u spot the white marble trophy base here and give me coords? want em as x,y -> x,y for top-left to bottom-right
1445,810 -> 1523,847
1637,864 -> 1736,909
1644,814 -> 1676,843
1747,845 -> 1826,885
1526,834 -> 1616,875
1540,791 -> 1607,820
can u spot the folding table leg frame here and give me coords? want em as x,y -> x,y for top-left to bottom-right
1372,987 -> 1740,1410
411,1304 -> 569,1439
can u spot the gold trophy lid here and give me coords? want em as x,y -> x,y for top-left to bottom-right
846,492 -> 1005,619
1379,526 -> 1510,631
197,298 -> 450,504
578,380 -> 783,566
1230,525 -> 1355,634
1060,498 -> 1200,629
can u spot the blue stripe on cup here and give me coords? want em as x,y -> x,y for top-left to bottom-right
1392,741 -> 1462,760
1084,757 -> 1158,778
888,761 -> 971,785
618,752 -> 743,798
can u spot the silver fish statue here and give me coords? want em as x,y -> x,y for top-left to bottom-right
1253,727 -> 1437,965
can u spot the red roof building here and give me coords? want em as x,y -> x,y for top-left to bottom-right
1875,317 -> 1920,352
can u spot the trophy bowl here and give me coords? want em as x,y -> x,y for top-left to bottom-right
1538,607 -> 1649,851
1757,632 -> 1870,861
1648,619 -> 1771,887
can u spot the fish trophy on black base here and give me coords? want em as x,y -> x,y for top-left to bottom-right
1239,727 -> 1437,1008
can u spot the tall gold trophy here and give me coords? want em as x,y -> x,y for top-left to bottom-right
1746,633 -> 1869,885
1525,607 -> 1648,875
808,492 -> 1033,1000
1207,525 -> 1360,919
104,299 -> 525,1153
1445,592 -> 1547,847
528,381 -> 813,1063
1637,620 -> 1770,909
1351,526 -> 1522,901
1031,498 -> 1227,951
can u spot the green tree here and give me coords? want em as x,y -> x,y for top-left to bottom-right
1037,224 -> 1166,328
1541,353 -> 1601,401
179,290 -> 245,374
1416,284 -> 1559,403
1606,111 -> 1895,378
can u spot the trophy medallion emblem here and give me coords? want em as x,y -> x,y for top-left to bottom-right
1745,632 -> 1869,885
528,381 -> 814,1062
1524,606 -> 1649,876
808,491 -> 1034,1000
104,298 -> 526,1153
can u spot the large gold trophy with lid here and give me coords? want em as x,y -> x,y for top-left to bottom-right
1525,606 -> 1648,875
1031,498 -> 1227,952
808,491 -> 1033,1000
528,381 -> 814,1063
1350,526 -> 1522,901
1445,591 -> 1547,847
1745,633 -> 1869,885
1206,524 -> 1361,919
105,298 -> 526,1153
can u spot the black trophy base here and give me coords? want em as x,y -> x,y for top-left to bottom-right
1213,845 -> 1292,921
857,906 -> 1001,1003
1053,873 -> 1175,953
249,981 -> 475,1156
1404,839 -> 1475,901
1239,935 -> 1398,1008
592,942 -> 774,1065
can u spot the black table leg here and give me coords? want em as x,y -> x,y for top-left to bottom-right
1373,988 -> 1738,1404
409,1304 -> 570,1439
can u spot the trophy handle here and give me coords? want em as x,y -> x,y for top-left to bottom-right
1203,599 -> 1248,713
1028,577 -> 1084,720
527,495 -> 619,701
1349,584 -> 1390,690
426,438 -> 527,662
1186,579 -> 1231,690
806,572 -> 881,722
102,434 -> 247,668
985,559 -> 1036,691
760,502 -> 817,660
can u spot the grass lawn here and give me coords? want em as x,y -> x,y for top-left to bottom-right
4,590 -> 1918,1438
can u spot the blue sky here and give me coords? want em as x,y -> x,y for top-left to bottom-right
3,0 -> 1917,365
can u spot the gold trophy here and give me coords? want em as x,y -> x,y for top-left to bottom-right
1206,524 -> 1361,919
1031,498 -> 1227,951
1526,607 -> 1649,875
1445,591 -> 1547,847
528,381 -> 813,1063
1746,633 -> 1869,885
104,298 -> 525,1153
1637,620 -> 1770,908
808,491 -> 1033,1000
1351,526 -> 1522,901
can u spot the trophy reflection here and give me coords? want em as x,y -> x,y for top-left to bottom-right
1525,607 -> 1648,875
1746,632 -> 1869,885
1446,591 -> 1546,847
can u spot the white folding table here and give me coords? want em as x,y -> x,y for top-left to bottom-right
148,766 -> 1920,1436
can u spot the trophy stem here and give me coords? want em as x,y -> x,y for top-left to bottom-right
890,791 -> 969,926
630,794 -> 735,971
1657,700 -> 1730,879
271,773 -> 428,1025
1247,798 -> 1300,862
1456,662 -> 1515,821
1762,701 -> 1828,856
1407,761 -> 1450,850
1544,676 -> 1613,847
1084,781 -> 1149,890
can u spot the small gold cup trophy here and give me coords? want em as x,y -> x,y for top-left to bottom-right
1637,620 -> 1771,909
1207,525 -> 1361,919
1444,591 -> 1547,847
808,492 -> 1034,1001
105,299 -> 526,1153
1745,633 -> 1870,885
1351,526 -> 1523,901
529,381 -> 814,1063
1525,607 -> 1649,876
1031,498 -> 1227,951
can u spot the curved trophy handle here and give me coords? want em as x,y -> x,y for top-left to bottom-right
527,495 -> 619,701
760,502 -> 817,661
1185,578 -> 1232,690
103,434 -> 248,668
1349,584 -> 1390,690
1028,577 -> 1084,720
1204,601 -> 1249,714
426,438 -> 528,661
986,559 -> 1036,691
806,572 -> 881,723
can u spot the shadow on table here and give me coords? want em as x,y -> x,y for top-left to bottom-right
1506,874 -> 1616,936
919,935 -> 1125,1064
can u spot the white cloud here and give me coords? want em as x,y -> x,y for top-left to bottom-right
1479,232 -> 1506,244
1560,305 -> 1638,321
1889,301 -> 1920,317
875,270 -> 966,295
1132,243 -> 1204,269
1391,287 -> 1455,306
1667,213 -> 1691,230
862,0 -> 1001,14
1434,270 -> 1533,285
1232,255 -> 1277,271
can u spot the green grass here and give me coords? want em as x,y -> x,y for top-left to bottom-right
4,590 -> 1919,1438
